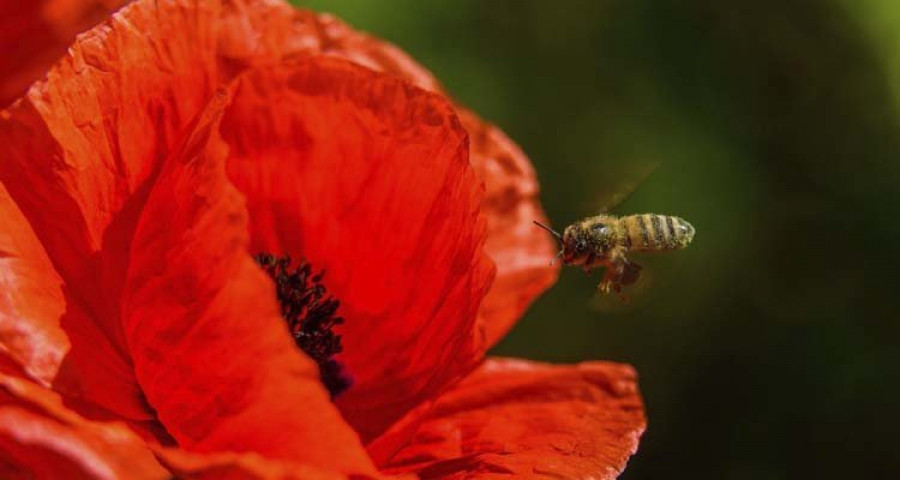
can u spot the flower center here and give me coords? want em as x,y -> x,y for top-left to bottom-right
254,253 -> 351,398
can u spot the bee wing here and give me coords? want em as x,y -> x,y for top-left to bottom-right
586,160 -> 660,213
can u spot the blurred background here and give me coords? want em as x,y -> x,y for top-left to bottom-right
297,1 -> 898,478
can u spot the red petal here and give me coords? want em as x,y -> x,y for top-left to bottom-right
379,358 -> 646,479
121,90 -> 376,474
0,181 -> 68,385
0,371 -> 168,479
0,369 -> 365,480
0,0 -> 127,108
221,57 -> 494,442
0,0 -> 225,428
280,9 -> 561,347
213,0 -> 561,349
154,447 -> 361,480
1,173 -> 160,440
456,109 -> 561,346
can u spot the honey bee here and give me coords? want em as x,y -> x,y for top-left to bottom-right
534,214 -> 695,294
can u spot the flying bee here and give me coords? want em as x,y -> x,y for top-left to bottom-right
534,214 -> 695,295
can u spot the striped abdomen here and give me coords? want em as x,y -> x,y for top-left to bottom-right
621,214 -> 695,252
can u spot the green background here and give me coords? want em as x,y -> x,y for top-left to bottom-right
295,1 -> 898,478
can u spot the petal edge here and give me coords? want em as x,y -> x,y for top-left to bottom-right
381,358 -> 646,480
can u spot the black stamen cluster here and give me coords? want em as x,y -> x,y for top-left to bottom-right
254,253 -> 351,398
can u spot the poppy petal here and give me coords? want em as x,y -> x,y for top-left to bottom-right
121,89 -> 376,474
221,57 -> 495,442
0,368 -> 361,480
272,8 -> 562,347
0,371 -> 168,479
455,109 -> 561,347
0,181 -> 69,385
0,0 -> 127,108
0,0 -> 224,427
154,447 -> 361,480
380,358 -> 645,479
0,175 -> 157,440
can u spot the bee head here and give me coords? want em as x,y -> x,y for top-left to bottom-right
561,225 -> 592,265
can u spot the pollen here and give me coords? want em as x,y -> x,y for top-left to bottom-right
254,253 -> 352,398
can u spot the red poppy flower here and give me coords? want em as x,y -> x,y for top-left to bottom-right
0,1 -> 645,478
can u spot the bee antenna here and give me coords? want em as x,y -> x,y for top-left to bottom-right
532,220 -> 562,242
533,220 -> 565,266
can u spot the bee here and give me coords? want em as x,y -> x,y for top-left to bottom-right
534,214 -> 695,294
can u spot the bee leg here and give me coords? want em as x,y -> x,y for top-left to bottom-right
596,249 -> 629,295
596,268 -> 623,295
596,280 -> 612,294
596,274 -> 621,295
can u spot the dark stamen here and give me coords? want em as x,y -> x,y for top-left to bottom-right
254,253 -> 351,398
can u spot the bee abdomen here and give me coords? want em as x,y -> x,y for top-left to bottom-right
623,214 -> 694,251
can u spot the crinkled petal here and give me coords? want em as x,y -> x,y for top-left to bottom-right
268,8 -> 562,347
221,57 -> 494,442
0,371 -> 168,479
380,358 -> 645,479
0,0 -> 225,428
0,0 -> 128,108
0,0 -> 218,328
121,89 -> 376,474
